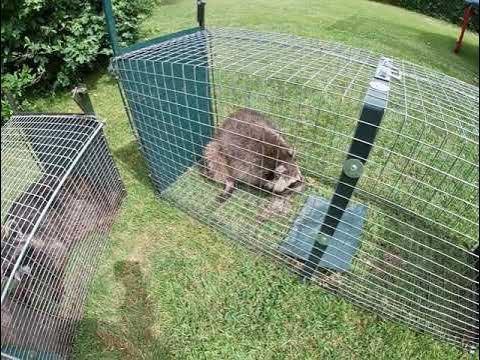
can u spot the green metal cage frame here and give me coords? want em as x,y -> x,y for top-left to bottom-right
103,0 -> 214,192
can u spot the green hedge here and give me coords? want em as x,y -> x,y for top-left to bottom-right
1,0 -> 155,125
376,0 -> 469,25
399,0 -> 467,24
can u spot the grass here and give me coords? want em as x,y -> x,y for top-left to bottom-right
142,0 -> 479,84
29,0 -> 479,359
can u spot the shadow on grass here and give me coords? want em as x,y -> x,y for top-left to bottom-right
114,140 -> 155,190
75,261 -> 172,359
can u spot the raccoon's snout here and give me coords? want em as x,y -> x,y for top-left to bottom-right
272,175 -> 302,194
288,177 -> 304,189
287,174 -> 305,191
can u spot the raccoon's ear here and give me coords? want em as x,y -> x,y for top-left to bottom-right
287,148 -> 296,158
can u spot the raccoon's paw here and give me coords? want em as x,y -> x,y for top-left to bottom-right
215,192 -> 230,204
264,181 -> 274,192
215,178 -> 235,203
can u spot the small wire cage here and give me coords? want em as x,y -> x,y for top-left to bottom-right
1,114 -> 125,359
106,7 -> 479,351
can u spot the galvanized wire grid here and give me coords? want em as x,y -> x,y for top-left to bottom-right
1,114 -> 125,359
112,28 -> 479,350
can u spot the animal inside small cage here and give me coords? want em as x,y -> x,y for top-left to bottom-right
1,113 -> 125,359
104,1 -> 479,352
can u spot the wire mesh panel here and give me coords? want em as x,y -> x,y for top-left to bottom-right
111,28 -> 479,350
1,114 -> 125,359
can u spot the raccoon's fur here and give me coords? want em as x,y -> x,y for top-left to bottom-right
1,296 -> 73,355
203,109 -> 304,201
1,173 -> 117,307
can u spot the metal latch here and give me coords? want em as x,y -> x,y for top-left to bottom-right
375,57 -> 402,82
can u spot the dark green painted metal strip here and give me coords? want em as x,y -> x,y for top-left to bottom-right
119,27 -> 203,55
301,61 -> 391,280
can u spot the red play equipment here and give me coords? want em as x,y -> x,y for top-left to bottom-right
454,0 -> 479,53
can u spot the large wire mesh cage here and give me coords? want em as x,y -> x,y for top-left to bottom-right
1,113 -> 125,359
105,1 -> 479,351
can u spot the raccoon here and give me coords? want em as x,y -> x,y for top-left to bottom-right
6,173 -> 108,244
203,109 -> 304,202
1,220 -> 25,286
1,218 -> 68,307
1,173 -> 110,307
6,174 -> 60,237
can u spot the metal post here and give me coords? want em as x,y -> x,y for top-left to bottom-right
197,0 -> 206,28
72,86 -> 95,115
301,58 -> 399,280
454,6 -> 475,54
102,0 -> 121,56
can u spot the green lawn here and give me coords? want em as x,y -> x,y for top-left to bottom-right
32,0 -> 479,359
142,0 -> 479,84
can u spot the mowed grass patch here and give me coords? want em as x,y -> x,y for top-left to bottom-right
142,0 -> 479,84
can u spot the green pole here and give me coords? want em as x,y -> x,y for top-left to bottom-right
72,86 -> 95,115
102,0 -> 121,56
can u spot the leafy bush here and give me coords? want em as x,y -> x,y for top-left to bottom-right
1,66 -> 36,121
1,0 -> 154,125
